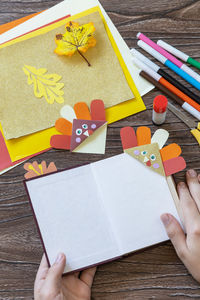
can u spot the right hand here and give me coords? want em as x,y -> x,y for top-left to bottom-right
161,169 -> 200,283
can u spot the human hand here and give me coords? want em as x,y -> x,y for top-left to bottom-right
161,169 -> 200,282
34,253 -> 96,300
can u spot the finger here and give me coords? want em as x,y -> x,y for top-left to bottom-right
74,272 -> 80,278
186,170 -> 200,211
44,253 -> 66,290
177,182 -> 200,233
198,174 -> 200,183
80,267 -> 97,288
161,214 -> 188,262
35,254 -> 49,284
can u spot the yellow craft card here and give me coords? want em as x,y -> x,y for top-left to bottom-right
1,6 -> 145,161
0,124 -> 55,162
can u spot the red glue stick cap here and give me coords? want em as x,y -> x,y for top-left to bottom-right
153,95 -> 168,113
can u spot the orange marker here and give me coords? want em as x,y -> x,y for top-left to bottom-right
159,77 -> 200,112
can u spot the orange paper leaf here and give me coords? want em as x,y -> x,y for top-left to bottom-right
55,21 -> 96,66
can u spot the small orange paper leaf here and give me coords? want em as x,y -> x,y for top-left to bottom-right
55,21 -> 96,66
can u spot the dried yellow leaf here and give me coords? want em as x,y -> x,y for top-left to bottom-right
55,21 -> 96,66
23,65 -> 64,104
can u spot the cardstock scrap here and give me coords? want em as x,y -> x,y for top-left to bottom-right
120,126 -> 186,177
51,100 -> 107,154
0,12 -> 41,35
0,9 -> 134,139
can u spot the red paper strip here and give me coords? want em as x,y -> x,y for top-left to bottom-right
0,14 -> 71,46
0,131 -> 13,170
120,127 -> 137,150
90,100 -> 106,121
50,135 -> 71,150
163,157 -> 186,176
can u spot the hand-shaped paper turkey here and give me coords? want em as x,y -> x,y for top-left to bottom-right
24,161 -> 57,179
120,126 -> 186,176
50,100 -> 107,154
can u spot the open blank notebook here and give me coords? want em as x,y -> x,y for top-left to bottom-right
25,153 -> 180,274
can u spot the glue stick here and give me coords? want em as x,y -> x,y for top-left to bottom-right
152,95 -> 168,125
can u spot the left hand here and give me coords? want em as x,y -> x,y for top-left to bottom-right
34,253 -> 96,300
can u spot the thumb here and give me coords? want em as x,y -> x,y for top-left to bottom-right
161,213 -> 188,261
44,253 -> 66,291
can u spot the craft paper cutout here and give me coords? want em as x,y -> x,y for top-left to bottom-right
51,99 -> 107,154
0,130 -> 28,172
55,21 -> 96,67
160,144 -> 182,161
136,127 -> 151,146
120,126 -> 186,177
126,143 -> 165,176
151,129 -> 169,150
0,12 -> 41,35
24,161 -> 57,179
0,9 -> 135,139
23,65 -> 64,104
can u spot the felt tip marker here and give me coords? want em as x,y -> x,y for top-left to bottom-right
139,70 -> 200,121
131,48 -> 200,105
137,40 -> 200,91
157,40 -> 200,71
132,56 -> 200,114
137,32 -> 200,83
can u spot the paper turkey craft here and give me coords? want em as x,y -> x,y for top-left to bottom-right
120,126 -> 186,176
50,100 -> 107,154
24,161 -> 57,179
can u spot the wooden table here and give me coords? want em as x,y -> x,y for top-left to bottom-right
0,0 -> 200,299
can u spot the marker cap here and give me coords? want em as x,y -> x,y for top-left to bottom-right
153,95 -> 168,113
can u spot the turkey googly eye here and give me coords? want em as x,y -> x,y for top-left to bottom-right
76,128 -> 82,135
141,150 -> 148,156
150,154 -> 156,161
82,124 -> 88,130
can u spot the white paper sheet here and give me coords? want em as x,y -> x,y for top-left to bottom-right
0,0 -> 154,97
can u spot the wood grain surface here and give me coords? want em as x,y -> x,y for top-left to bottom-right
0,0 -> 200,299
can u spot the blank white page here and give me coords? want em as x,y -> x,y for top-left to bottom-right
26,164 -> 119,273
91,153 -> 180,255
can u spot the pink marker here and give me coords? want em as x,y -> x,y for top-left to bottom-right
137,32 -> 200,83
